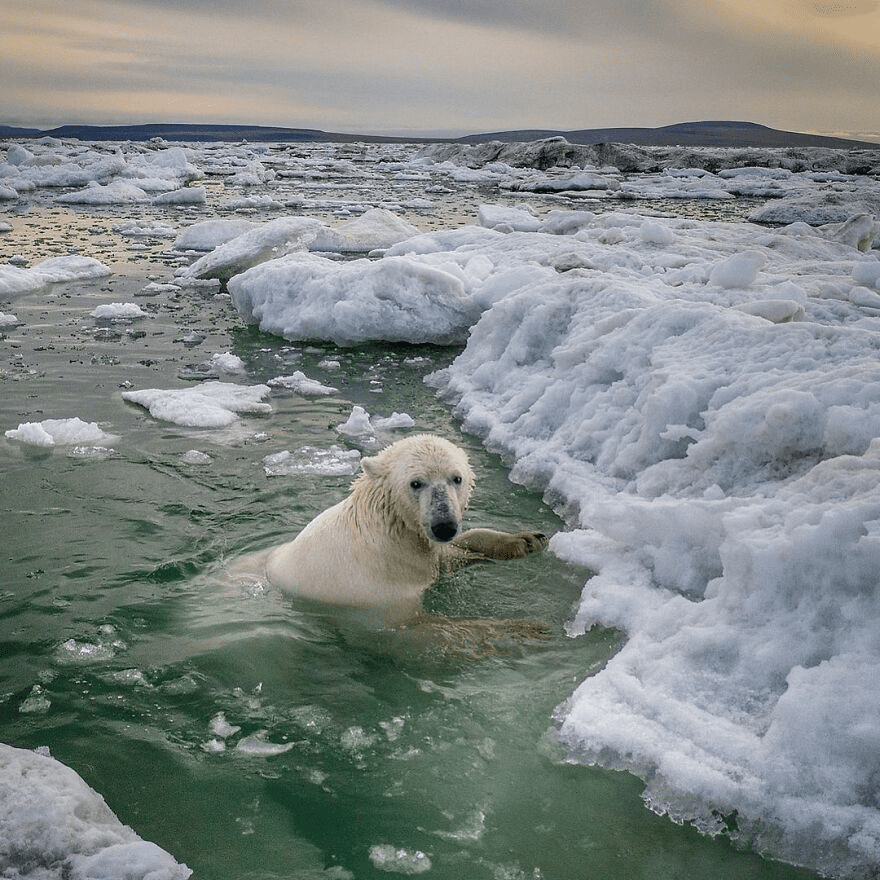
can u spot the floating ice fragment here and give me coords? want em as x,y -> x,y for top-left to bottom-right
337,405 -> 375,439
368,844 -> 432,874
372,412 -> 415,430
209,712 -> 241,739
68,445 -> 115,460
0,255 -> 111,295
55,636 -> 123,664
91,302 -> 147,320
122,381 -> 272,428
209,352 -> 247,375
56,179 -> 150,204
18,685 -> 51,714
262,445 -> 361,477
234,732 -> 295,756
113,220 -> 177,237
153,186 -> 206,205
181,216 -> 322,280
268,371 -> 339,396
5,417 -> 119,448
180,449 -> 212,465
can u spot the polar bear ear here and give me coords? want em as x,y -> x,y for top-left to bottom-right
360,454 -> 382,478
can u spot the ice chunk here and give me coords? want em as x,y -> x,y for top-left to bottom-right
309,207 -> 420,252
0,743 -> 191,879
5,417 -> 119,448
56,179 -> 150,204
267,371 -> 338,395
336,405 -> 375,439
229,252 -> 477,346
234,733 -> 295,756
153,186 -> 206,205
0,255 -> 111,295
173,218 -> 257,251
181,216 -> 322,280
208,352 -> 247,375
122,381 -> 272,428
91,302 -> 147,320
372,412 -> 415,430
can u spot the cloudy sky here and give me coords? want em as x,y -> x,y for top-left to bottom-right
2,0 -> 880,139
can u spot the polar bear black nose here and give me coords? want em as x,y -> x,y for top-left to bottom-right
430,519 -> 458,543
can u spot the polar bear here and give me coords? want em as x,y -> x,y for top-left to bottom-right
243,434 -> 548,627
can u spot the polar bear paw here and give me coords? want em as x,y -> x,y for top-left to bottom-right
453,528 -> 550,560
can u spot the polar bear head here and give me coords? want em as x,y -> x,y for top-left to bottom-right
359,434 -> 475,544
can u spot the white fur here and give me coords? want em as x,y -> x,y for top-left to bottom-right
262,434 -> 475,621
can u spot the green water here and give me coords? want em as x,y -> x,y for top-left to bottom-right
0,207 -> 819,879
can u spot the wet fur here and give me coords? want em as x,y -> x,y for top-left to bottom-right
238,434 -> 549,629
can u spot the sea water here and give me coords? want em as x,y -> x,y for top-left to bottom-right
0,149 -> 829,878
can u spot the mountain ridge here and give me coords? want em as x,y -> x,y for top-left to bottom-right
1,120 -> 877,149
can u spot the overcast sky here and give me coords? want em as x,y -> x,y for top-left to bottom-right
2,0 -> 879,139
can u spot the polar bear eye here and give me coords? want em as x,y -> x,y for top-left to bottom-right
410,479 -> 424,491
451,475 -> 462,485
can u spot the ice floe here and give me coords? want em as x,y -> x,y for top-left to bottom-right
122,381 -> 272,428
0,743 -> 191,880
5,417 -> 120,448
0,255 -> 112,296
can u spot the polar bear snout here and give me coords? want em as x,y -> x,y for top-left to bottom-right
429,513 -> 459,543
423,484 -> 462,544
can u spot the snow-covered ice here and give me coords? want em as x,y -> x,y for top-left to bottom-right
0,744 -> 191,880
0,255 -> 111,296
308,206 -> 420,252
5,417 -> 120,448
122,381 -> 272,428
229,251 -> 478,345
178,216 -> 322,281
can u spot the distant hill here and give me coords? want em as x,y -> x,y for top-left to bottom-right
1,120 -> 877,149
464,121 -> 880,150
